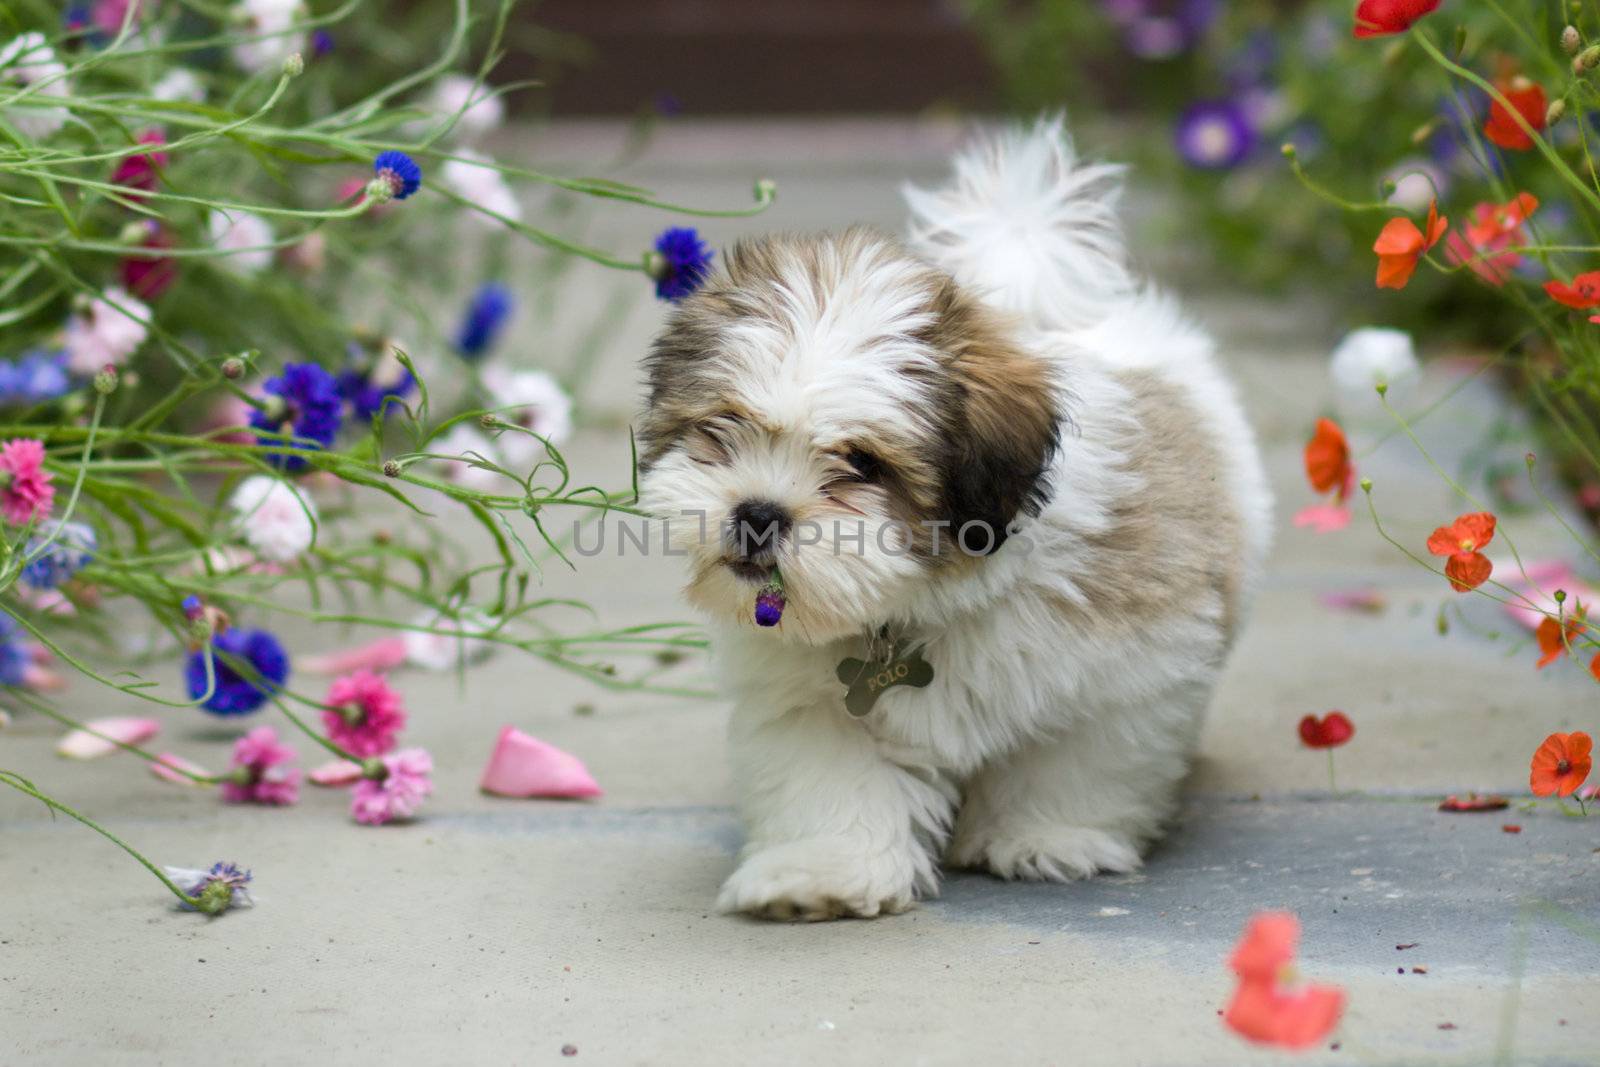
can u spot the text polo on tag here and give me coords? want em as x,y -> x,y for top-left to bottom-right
835,641 -> 934,718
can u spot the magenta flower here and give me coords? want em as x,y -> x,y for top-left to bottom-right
321,669 -> 407,758
0,438 -> 54,525
219,725 -> 300,805
351,747 -> 433,825
110,128 -> 167,196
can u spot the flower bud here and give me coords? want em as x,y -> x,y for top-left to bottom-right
1374,380 -> 1388,397
364,176 -> 395,204
220,357 -> 245,380
281,52 -> 304,77
1563,26 -> 1582,53
1379,178 -> 1397,197
117,219 -> 151,245
1580,44 -> 1600,70
382,459 -> 401,478
1556,588 -> 1569,603
753,177 -> 777,202
1279,142 -> 1297,159
478,412 -> 500,430
641,249 -> 667,280
1548,98 -> 1567,126
93,365 -> 118,395
1359,476 -> 1373,492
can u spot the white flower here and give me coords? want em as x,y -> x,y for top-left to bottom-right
0,33 -> 72,141
230,0 -> 306,75
441,150 -> 522,227
429,423 -> 509,491
481,367 -> 574,468
1384,158 -> 1448,215
402,608 -> 495,671
208,210 -> 275,273
1329,327 -> 1420,420
229,475 -> 317,561
151,68 -> 206,103
63,287 -> 150,375
425,74 -> 504,141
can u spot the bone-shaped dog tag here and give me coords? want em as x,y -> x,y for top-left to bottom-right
836,642 -> 934,718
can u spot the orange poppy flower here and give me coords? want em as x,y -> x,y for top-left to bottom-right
1544,271 -> 1600,309
1426,511 -> 1496,592
1536,606 -> 1586,668
1304,418 -> 1352,498
1483,78 -> 1547,150
1528,731 -> 1592,797
1223,913 -> 1345,1050
1374,199 -> 1447,289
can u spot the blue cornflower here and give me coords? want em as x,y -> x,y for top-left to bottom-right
311,29 -> 335,56
185,627 -> 290,716
0,613 -> 29,686
0,350 -> 70,407
249,363 -> 343,472
455,283 -> 513,359
21,520 -> 96,589
336,367 -> 415,421
372,150 -> 422,201
650,227 -> 714,302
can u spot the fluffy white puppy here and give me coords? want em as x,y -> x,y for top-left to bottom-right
638,117 -> 1273,920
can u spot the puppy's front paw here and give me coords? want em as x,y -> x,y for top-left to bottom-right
717,839 -> 916,921
949,822 -> 1143,882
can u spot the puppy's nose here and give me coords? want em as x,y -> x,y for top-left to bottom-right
729,499 -> 791,560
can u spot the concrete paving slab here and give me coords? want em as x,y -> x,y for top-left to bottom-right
4,120 -> 1600,1066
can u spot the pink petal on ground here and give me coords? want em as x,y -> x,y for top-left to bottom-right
56,717 -> 160,759
23,662 -> 65,691
149,752 -> 212,786
299,636 -> 409,676
1292,503 -> 1351,533
480,725 -> 602,799
1501,561 -> 1598,632
309,759 -> 364,787
1319,589 -> 1387,614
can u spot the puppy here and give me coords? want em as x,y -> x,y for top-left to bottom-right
638,118 -> 1272,920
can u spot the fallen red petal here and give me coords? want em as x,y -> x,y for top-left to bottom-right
1438,794 -> 1510,812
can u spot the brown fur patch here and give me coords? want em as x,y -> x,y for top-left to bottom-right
1051,370 -> 1244,647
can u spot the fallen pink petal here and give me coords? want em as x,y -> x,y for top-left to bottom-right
309,759 -> 364,787
1319,588 -> 1387,614
480,725 -> 603,799
299,635 -> 409,676
1293,502 -> 1352,533
149,753 -> 213,786
1502,560 -> 1597,632
56,717 -> 160,760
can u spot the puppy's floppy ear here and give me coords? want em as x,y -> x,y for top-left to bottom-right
924,278 -> 1060,555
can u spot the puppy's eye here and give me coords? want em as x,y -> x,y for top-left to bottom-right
844,449 -> 883,483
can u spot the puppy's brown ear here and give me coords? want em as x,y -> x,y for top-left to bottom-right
925,279 -> 1060,556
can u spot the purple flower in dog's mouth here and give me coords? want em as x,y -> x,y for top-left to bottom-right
754,581 -> 784,627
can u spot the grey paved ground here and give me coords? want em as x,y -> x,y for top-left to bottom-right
4,120 -> 1600,1066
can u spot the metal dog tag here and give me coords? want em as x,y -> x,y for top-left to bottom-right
836,640 -> 934,718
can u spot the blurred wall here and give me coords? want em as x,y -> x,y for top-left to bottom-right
518,0 -> 1000,115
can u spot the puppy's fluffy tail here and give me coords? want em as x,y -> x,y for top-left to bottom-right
903,115 -> 1132,331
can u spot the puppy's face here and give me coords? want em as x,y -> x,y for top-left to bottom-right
638,228 -> 1060,644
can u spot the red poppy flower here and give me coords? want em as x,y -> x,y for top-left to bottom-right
1528,731 -> 1592,797
1304,418 -> 1352,498
1352,0 -> 1441,38
1374,199 -> 1447,289
1445,193 -> 1537,286
1223,913 -> 1346,1050
1535,606 -> 1586,669
1483,78 -> 1547,150
1544,271 -> 1600,309
1426,512 -> 1496,592
1438,793 -> 1509,812
1299,712 -> 1355,749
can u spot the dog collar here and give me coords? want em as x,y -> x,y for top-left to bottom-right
835,626 -> 933,717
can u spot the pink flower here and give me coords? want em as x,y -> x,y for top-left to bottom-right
322,669 -> 407,758
110,128 -> 167,196
351,747 -> 433,825
479,725 -> 603,799
0,438 -> 54,525
220,725 -> 300,805
121,224 -> 177,300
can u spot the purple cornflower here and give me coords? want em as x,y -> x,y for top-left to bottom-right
21,520 -> 95,589
650,227 -> 714,302
1102,0 -> 1219,59
754,583 -> 784,627
0,350 -> 70,406
185,627 -> 290,715
0,613 -> 30,686
249,362 -> 343,471
335,341 -> 414,421
1174,101 -> 1256,170
173,861 -> 253,914
311,29 -> 334,56
455,283 -> 513,359
372,150 -> 422,201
